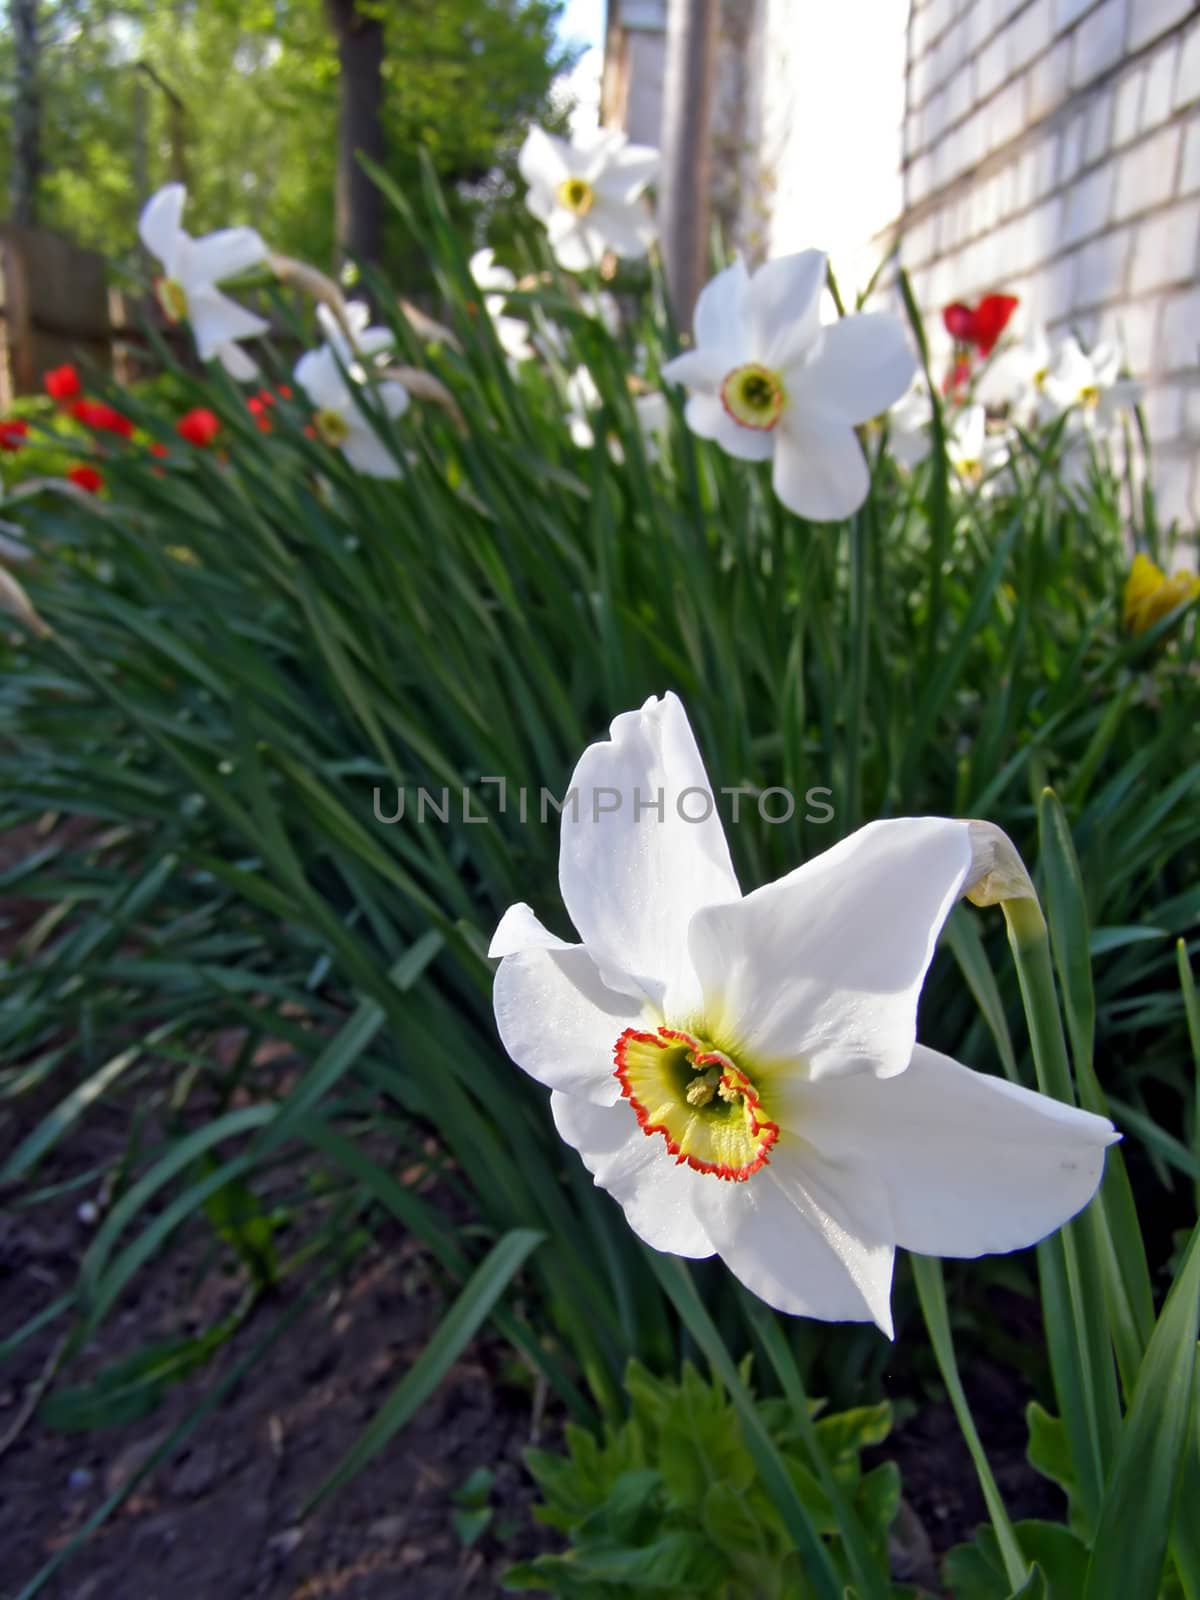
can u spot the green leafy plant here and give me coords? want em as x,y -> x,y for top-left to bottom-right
506,1361 -> 911,1599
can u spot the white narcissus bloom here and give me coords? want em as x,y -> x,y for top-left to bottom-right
519,125 -> 659,273
565,366 -> 602,448
947,404 -> 1013,493
316,300 -> 395,376
489,694 -> 1117,1336
138,184 -> 269,382
661,254 -> 915,522
468,249 -> 534,363
294,345 -> 409,479
976,325 -> 1052,422
1042,336 -> 1142,431
887,379 -> 934,470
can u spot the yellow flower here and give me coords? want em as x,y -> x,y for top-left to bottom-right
1123,553 -> 1200,635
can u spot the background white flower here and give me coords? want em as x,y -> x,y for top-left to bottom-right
138,183 -> 269,382
564,366 -> 602,448
661,253 -> 915,521
294,345 -> 409,479
519,124 -> 659,273
887,378 -> 934,469
490,693 -> 1117,1336
316,300 -> 395,376
469,249 -> 534,363
1043,336 -> 1142,432
947,404 -> 1013,493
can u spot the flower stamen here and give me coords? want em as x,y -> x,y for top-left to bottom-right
720,363 -> 786,431
613,1026 -> 779,1182
556,177 -> 596,217
313,407 -> 350,447
155,277 -> 188,323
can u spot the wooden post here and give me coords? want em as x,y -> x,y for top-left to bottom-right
658,0 -> 719,329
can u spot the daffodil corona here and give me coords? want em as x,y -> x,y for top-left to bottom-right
490,694 -> 1118,1335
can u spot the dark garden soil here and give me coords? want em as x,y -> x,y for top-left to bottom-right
0,1137 -> 559,1600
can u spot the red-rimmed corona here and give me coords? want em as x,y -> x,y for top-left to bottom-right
614,1026 -> 779,1181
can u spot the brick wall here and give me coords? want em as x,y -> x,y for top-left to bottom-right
898,0 -> 1200,523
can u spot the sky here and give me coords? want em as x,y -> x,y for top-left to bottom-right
553,0 -> 606,135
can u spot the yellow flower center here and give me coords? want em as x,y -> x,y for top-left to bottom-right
313,407 -> 350,447
556,177 -> 596,217
156,277 -> 188,323
720,363 -> 786,431
1079,383 -> 1100,408
614,1026 -> 779,1182
1033,366 -> 1049,390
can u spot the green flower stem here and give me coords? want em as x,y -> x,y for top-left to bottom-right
1003,892 -> 1122,1522
911,1254 -> 1029,1589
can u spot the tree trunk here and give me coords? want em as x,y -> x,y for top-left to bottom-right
325,0 -> 386,271
10,0 -> 42,225
658,0 -> 719,328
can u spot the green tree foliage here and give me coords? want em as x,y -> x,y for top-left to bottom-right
0,0 -> 570,277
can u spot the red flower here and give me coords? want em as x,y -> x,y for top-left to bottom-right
277,385 -> 294,401
942,294 -> 1019,357
255,414 -> 273,434
72,399 -> 135,438
0,418 -> 30,451
67,463 -> 105,493
255,388 -> 277,408
148,441 -> 170,459
176,407 -> 221,448
44,363 -> 83,402
246,396 -> 265,415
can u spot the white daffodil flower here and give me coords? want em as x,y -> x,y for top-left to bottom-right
138,183 -> 269,382
976,325 -> 1053,423
661,254 -> 915,522
294,345 -> 408,479
565,366 -> 602,448
469,249 -> 534,364
316,300 -> 395,376
519,124 -> 659,273
887,379 -> 934,470
947,404 -> 1013,493
489,694 -> 1117,1335
1042,336 -> 1142,432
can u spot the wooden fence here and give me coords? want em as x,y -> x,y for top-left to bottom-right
0,222 -> 193,407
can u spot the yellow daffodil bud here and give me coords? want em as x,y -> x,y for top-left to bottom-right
1123,553 -> 1200,635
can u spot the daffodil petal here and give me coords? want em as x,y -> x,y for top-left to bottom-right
490,903 -> 572,958
694,257 -> 753,369
586,198 -> 655,259
560,692 -> 740,1010
342,426 -> 402,479
183,226 -> 268,286
694,1150 -> 895,1334
687,816 -> 974,1080
519,125 -> 572,192
493,946 -> 645,1104
591,142 -> 660,202
188,287 -> 268,361
216,341 -> 259,382
790,313 -> 915,425
779,1043 -> 1118,1257
550,1089 -> 714,1257
749,250 -> 826,369
772,415 -> 869,521
295,346 -> 350,411
139,183 -> 187,268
